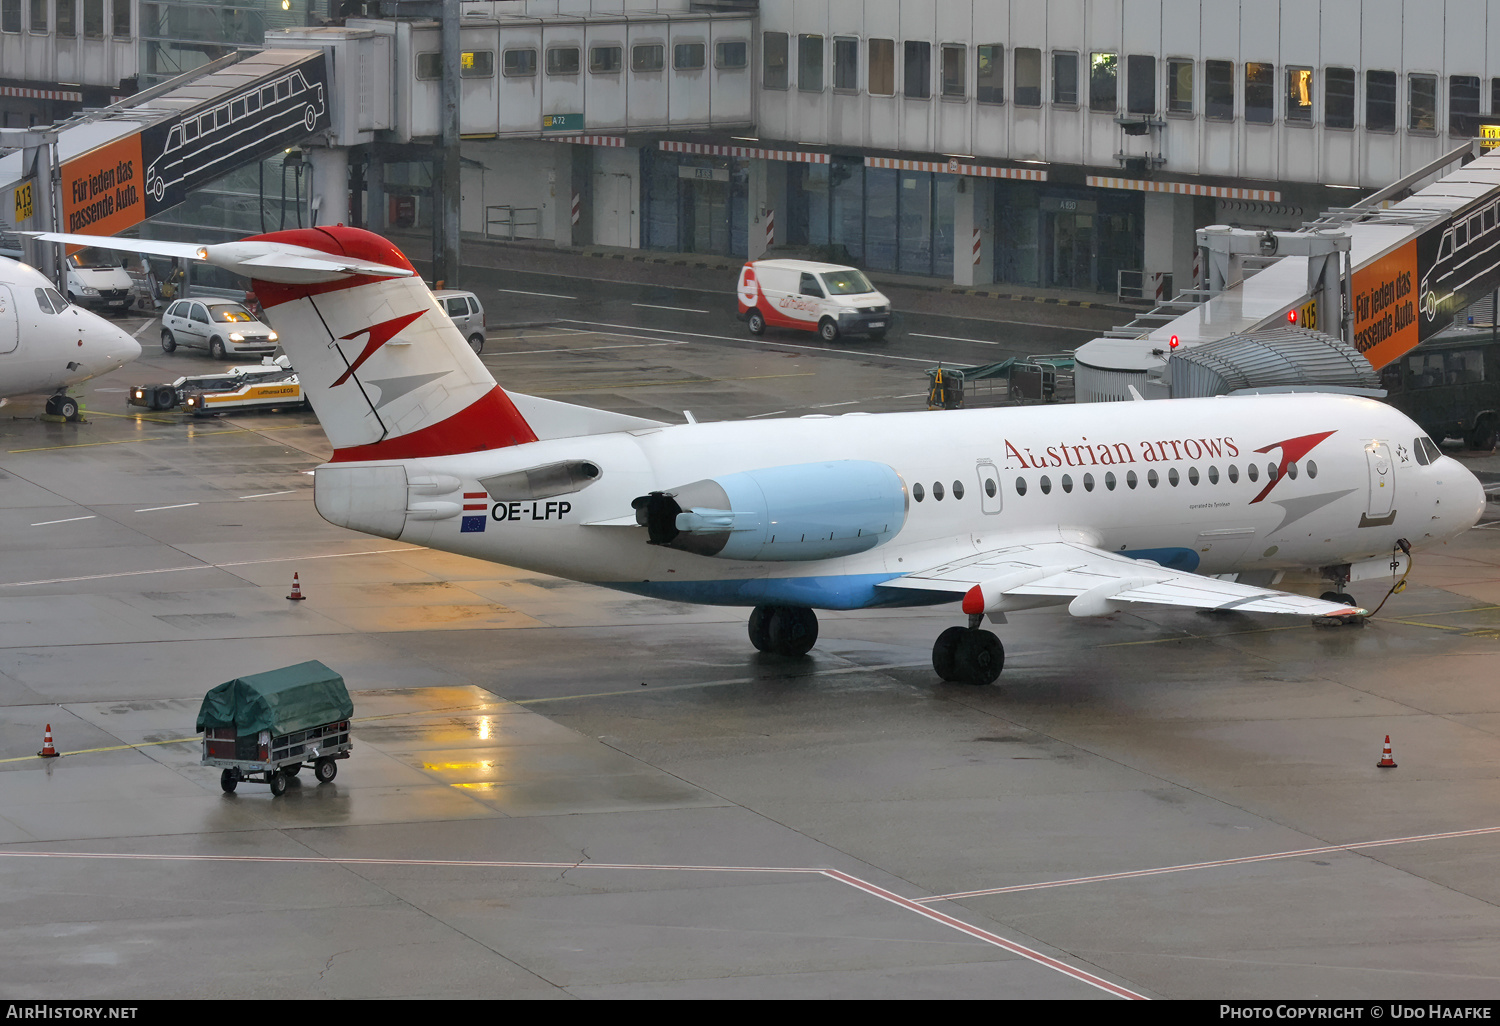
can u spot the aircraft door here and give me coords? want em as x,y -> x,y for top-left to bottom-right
976,460 -> 1002,514
1365,441 -> 1395,518
0,285 -> 17,354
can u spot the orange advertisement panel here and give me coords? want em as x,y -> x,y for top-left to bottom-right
1351,240 -> 1419,370
59,134 -> 146,237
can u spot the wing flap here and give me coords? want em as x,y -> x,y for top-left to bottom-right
879,539 -> 1362,617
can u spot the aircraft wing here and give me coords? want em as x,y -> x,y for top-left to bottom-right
878,539 -> 1363,617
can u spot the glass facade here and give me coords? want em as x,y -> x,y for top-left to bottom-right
777,161 -> 1136,291
140,0 -> 303,87
642,149 -> 749,257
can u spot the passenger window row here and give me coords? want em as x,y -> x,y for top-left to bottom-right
764,33 -> 1491,134
911,480 -> 966,502
1009,461 -> 1319,497
416,40 -> 748,81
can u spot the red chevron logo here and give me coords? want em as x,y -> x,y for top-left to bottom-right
1248,430 -> 1336,503
330,309 -> 425,387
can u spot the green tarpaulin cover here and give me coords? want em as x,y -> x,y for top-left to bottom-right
196,660 -> 353,737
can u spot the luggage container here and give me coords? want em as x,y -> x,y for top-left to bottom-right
198,660 -> 354,796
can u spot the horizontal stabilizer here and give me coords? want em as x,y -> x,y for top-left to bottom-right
504,390 -> 667,440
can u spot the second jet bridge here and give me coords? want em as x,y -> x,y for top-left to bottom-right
1076,148 -> 1500,401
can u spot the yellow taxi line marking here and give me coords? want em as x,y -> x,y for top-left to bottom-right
9,436 -> 166,453
0,736 -> 198,763
87,410 -> 177,423
536,372 -> 816,394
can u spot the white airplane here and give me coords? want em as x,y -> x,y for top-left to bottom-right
41,226 -> 1488,684
0,254 -> 142,417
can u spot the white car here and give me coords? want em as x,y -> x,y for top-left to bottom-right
433,288 -> 487,353
160,297 -> 279,359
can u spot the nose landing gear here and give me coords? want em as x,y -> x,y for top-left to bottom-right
932,614 -> 1005,685
748,605 -> 819,657
44,393 -> 81,421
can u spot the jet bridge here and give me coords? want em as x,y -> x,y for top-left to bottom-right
1076,147 -> 1500,402
0,49 -> 330,283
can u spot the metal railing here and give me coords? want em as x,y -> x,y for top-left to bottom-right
485,205 -> 541,241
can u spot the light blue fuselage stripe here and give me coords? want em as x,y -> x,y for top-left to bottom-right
594,547 -> 1200,609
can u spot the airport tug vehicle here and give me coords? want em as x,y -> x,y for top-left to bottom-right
198,660 -> 353,797
129,355 -> 304,416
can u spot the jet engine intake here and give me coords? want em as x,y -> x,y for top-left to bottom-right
632,460 -> 907,561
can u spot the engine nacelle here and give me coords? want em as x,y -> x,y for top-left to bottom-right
633,460 -> 908,561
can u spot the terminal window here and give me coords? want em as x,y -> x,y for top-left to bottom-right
1244,62 -> 1274,123
763,31 -> 788,89
109,0 -> 124,36
590,45 -> 622,74
976,44 -> 1004,103
545,48 -> 578,76
1325,67 -> 1355,128
1366,70 -> 1397,132
1089,52 -> 1117,112
1286,67 -> 1313,122
832,37 -> 858,90
1127,55 -> 1155,114
632,44 -> 664,73
1409,74 -> 1438,132
941,44 -> 966,98
55,0 -> 72,36
1053,50 -> 1078,106
675,42 -> 706,72
1204,59 -> 1233,119
80,0 -> 97,36
502,49 -> 537,77
1013,47 -> 1041,106
797,35 -> 823,90
1167,58 -> 1193,113
867,39 -> 894,95
28,0 -> 43,32
905,41 -> 931,99
464,51 -> 495,78
1,0 -> 17,32
715,40 -> 747,70
1450,75 -> 1480,135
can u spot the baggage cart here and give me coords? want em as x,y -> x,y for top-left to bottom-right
197,660 -> 354,796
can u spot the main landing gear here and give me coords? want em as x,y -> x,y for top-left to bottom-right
748,605 -> 819,657
932,614 -> 1005,685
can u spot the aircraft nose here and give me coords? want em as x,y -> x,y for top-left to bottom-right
103,324 -> 142,367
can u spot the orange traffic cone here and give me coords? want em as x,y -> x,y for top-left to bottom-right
286,572 -> 305,601
1377,735 -> 1398,768
37,724 -> 59,758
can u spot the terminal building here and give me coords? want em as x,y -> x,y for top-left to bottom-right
4,0 -> 1500,299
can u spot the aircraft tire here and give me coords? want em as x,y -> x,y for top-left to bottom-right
767,606 -> 818,656
267,770 -> 287,797
315,758 -> 338,783
954,630 -> 1004,685
160,330 -> 176,353
746,309 -> 765,335
932,626 -> 967,681
748,606 -> 773,652
219,770 -> 237,793
55,396 -> 79,420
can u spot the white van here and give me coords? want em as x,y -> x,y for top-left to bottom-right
66,248 -> 135,315
736,259 -> 891,340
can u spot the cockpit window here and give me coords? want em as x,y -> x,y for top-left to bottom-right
46,288 -> 67,310
34,287 -> 56,314
1414,436 -> 1442,465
